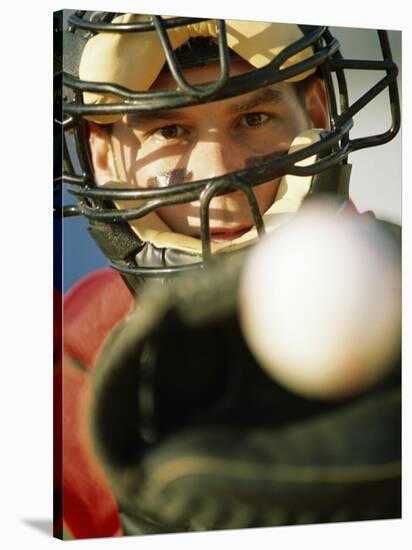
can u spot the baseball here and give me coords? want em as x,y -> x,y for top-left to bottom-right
239,198 -> 401,400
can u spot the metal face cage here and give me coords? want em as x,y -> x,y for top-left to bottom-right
55,11 -> 400,283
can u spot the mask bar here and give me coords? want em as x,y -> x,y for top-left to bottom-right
152,16 -> 230,99
71,98 -> 94,179
62,24 -> 337,115
67,117 -> 353,222
199,177 -> 265,261
110,261 -> 204,277
321,29 -> 350,155
329,31 -> 400,152
68,12 -> 210,34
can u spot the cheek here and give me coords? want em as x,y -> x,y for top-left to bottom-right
113,128 -> 182,185
239,122 -> 308,161
126,157 -> 178,188
156,203 -> 197,235
253,178 -> 281,211
135,148 -> 186,188
287,104 -> 313,135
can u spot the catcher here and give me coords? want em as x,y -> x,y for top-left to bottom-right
54,11 -> 401,539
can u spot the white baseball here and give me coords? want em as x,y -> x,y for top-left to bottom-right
239,199 -> 401,400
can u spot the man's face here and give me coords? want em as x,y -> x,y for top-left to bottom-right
93,58 -> 324,241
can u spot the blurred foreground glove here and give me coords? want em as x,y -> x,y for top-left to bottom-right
90,224 -> 401,535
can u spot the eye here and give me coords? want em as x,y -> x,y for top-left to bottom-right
154,125 -> 187,140
239,112 -> 271,128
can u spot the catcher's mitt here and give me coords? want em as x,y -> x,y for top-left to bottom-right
91,241 -> 401,535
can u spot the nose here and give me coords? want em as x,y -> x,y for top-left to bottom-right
187,137 -> 241,182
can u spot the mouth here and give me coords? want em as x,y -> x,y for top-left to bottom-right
209,226 -> 252,242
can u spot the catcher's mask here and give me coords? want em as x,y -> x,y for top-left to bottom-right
55,11 -> 400,290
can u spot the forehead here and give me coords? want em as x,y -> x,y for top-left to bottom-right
125,84 -> 297,127
152,56 -> 256,89
133,57 -> 299,123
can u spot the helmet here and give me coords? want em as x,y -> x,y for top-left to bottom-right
57,11 -> 400,291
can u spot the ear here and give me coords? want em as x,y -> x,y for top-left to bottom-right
305,76 -> 330,130
88,122 -> 116,186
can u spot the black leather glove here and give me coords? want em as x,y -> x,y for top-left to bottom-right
90,245 -> 401,535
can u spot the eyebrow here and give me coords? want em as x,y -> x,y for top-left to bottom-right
228,87 -> 286,113
126,87 -> 286,125
126,109 -> 187,125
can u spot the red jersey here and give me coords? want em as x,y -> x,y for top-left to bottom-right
54,268 -> 134,539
